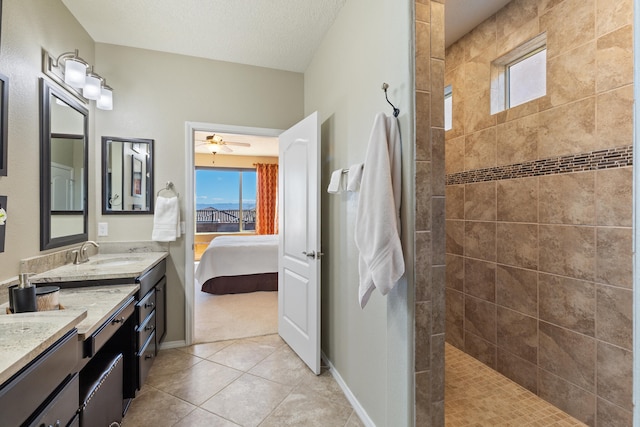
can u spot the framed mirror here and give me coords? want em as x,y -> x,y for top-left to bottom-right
40,79 -> 88,250
0,72 -> 7,176
102,136 -> 154,214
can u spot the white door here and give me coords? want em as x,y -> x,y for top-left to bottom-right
278,112 -> 321,374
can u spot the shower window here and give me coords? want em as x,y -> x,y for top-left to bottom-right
444,85 -> 453,131
490,33 -> 547,114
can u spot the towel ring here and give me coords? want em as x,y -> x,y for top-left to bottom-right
157,181 -> 179,198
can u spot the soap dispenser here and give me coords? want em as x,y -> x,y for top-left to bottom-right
11,273 -> 37,313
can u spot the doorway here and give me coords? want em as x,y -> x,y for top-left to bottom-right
184,122 -> 283,345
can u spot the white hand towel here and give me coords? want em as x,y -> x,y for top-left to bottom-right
152,196 -> 180,242
346,163 -> 364,192
327,168 -> 344,193
354,113 -> 404,308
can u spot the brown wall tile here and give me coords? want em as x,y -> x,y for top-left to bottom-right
539,172 -> 595,225
464,331 -> 497,369
538,97 -> 597,158
596,227 -> 632,288
416,91 -> 431,161
432,128 -> 446,197
539,321 -> 596,391
445,136 -> 464,174
415,231 -> 432,302
464,182 -> 496,220
596,285 -> 632,350
416,161 -> 432,231
464,221 -> 496,261
464,258 -> 496,302
431,59 -> 445,128
597,398 -> 633,427
445,41 -> 465,73
431,334 -> 445,402
416,21 -> 431,91
445,185 -> 464,220
538,369 -> 596,426
597,341 -> 632,410
497,307 -> 537,363
446,320 -> 464,349
416,1 -> 430,23
541,42 -> 596,110
465,127 -> 496,171
496,0 -> 539,40
415,371 -> 431,426
596,25 -> 633,92
465,16 -> 497,61
446,254 -> 464,291
496,222 -> 538,269
596,167 -> 632,227
432,267 -> 446,334
497,177 -> 538,223
464,86 -> 496,134
432,198 -> 446,264
496,114 -> 539,166
464,296 -> 496,344
596,0 -> 632,37
431,2 -> 445,60
538,273 -> 595,336
416,301 -> 432,372
497,349 -> 538,393
446,288 -> 464,330
539,0 -> 595,58
445,219 -> 464,255
597,85 -> 633,149
539,225 -> 595,280
496,265 -> 537,317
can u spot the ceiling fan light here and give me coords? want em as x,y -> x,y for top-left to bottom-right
207,144 -> 220,154
64,58 -> 87,88
83,74 -> 101,100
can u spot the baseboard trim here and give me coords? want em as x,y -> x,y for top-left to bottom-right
160,340 -> 186,350
322,352 -> 376,427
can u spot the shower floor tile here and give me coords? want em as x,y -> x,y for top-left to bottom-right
445,343 -> 586,426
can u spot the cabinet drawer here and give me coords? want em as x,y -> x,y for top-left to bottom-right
0,330 -> 78,427
136,288 -> 156,325
137,259 -> 166,296
26,373 -> 79,427
137,331 -> 156,388
136,310 -> 156,349
84,296 -> 135,358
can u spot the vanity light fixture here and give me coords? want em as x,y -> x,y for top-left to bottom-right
45,48 -> 115,110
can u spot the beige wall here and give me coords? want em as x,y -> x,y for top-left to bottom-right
0,0 -> 304,345
444,0 -> 633,425
0,0 -> 95,277
304,0 -> 414,425
93,43 -> 303,342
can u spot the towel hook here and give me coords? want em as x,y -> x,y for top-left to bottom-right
382,83 -> 400,117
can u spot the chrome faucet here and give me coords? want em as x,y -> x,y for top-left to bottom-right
72,241 -> 100,264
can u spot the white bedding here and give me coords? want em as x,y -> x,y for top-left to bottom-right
195,234 -> 279,284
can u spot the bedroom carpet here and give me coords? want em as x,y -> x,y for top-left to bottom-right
194,274 -> 278,343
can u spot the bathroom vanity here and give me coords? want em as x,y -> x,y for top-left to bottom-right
0,251 -> 168,426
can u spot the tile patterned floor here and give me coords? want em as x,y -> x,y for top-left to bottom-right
122,334 -> 365,427
445,343 -> 587,427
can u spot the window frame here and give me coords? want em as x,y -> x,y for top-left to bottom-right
195,166 -> 257,234
490,33 -> 547,115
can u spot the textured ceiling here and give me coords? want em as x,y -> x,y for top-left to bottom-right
62,0 -> 511,73
61,0 -> 347,73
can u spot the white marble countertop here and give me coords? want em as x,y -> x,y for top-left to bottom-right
29,252 -> 168,283
59,284 -> 140,339
0,309 -> 87,384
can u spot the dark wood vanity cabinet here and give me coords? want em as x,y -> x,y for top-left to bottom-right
133,259 -> 167,393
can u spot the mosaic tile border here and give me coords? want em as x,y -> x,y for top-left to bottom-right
446,145 -> 633,186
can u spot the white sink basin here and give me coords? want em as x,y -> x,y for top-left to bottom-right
88,257 -> 143,267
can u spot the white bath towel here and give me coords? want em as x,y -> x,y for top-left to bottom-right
327,168 -> 344,193
354,113 -> 404,308
346,163 -> 364,192
152,196 -> 180,242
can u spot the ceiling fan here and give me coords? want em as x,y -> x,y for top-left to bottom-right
195,134 -> 251,153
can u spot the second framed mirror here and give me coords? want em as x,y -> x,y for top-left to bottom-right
102,136 -> 154,214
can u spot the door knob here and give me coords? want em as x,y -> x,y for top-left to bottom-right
302,251 -> 316,258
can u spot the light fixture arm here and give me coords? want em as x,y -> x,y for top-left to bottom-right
52,49 -> 89,68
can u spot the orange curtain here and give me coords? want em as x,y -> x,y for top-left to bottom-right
255,163 -> 279,235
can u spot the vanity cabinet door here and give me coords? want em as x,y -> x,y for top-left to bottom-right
155,276 -> 166,348
26,373 -> 79,427
136,288 -> 156,325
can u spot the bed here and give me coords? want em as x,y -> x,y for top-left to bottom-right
195,234 -> 279,295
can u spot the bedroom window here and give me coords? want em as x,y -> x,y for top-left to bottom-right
195,167 -> 257,233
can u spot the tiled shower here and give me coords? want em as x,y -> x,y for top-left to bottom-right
441,0 -> 633,426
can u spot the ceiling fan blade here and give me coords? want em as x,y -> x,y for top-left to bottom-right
220,145 -> 233,153
225,141 -> 251,147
